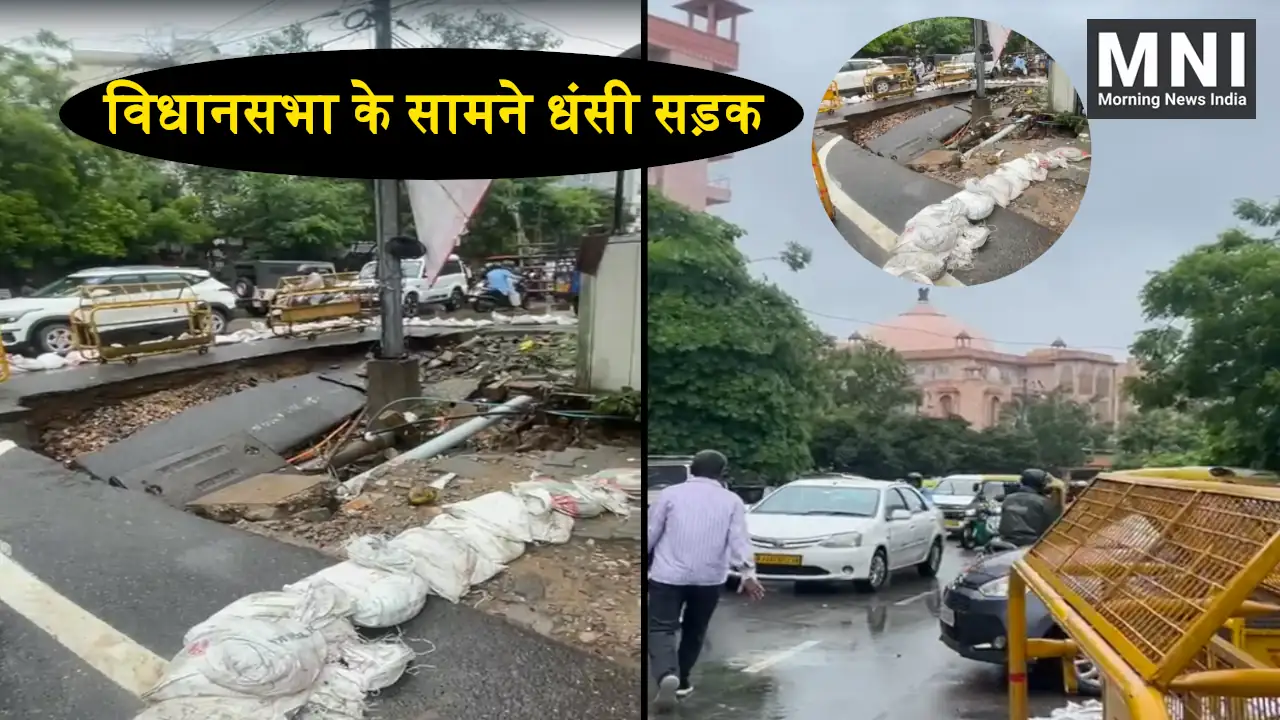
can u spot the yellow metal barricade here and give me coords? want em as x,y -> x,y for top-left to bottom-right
69,282 -> 214,365
863,66 -> 916,100
812,139 -> 835,223
936,62 -> 973,86
819,81 -> 844,114
1009,473 -> 1280,720
0,342 -> 9,382
267,272 -> 373,339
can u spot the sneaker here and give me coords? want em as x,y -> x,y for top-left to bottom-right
676,683 -> 695,699
653,675 -> 680,713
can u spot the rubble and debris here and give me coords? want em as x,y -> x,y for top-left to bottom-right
188,472 -> 331,523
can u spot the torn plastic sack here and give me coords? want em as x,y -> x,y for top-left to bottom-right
992,165 -> 1032,194
285,560 -> 428,629
344,535 -> 423,576
337,636 -> 415,692
883,251 -> 947,283
186,583 -> 357,651
584,467 -> 642,502
971,174 -> 1017,207
512,473 -> 631,519
948,190 -> 995,221
957,225 -> 991,251
294,664 -> 367,720
1032,699 -> 1102,720
134,697 -> 291,720
389,525 -> 502,602
1045,146 -> 1089,166
1001,156 -> 1048,184
428,512 -> 524,565
505,485 -> 574,544
143,617 -> 327,712
896,202 -> 967,254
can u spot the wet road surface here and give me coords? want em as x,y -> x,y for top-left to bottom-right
647,545 -> 1067,719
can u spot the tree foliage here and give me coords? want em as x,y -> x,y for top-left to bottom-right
1113,407 -> 1211,470
1127,198 -> 1280,469
647,192 -> 830,480
859,19 -> 1037,58
0,37 -> 212,282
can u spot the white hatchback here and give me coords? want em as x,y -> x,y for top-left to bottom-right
833,57 -> 887,95
735,476 -> 945,592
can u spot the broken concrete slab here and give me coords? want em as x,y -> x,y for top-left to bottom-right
76,373 -> 366,484
107,432 -> 295,509
907,149 -> 960,172
865,105 -> 972,163
188,471 -> 329,523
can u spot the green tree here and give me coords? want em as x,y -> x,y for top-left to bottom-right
0,37 -> 211,281
1128,198 -> 1280,469
1113,407 -> 1211,470
457,178 -> 624,262
858,18 -> 973,57
647,192 -> 829,480
1000,391 -> 1101,469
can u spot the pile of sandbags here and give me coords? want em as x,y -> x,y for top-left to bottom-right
884,146 -> 1090,284
131,480 -> 631,719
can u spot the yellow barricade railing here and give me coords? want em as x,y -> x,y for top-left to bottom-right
812,139 -> 835,223
936,62 -> 973,86
69,282 -> 214,365
863,66 -> 916,101
818,81 -> 843,114
0,341 -> 9,382
267,272 -> 374,339
1010,473 -> 1280,720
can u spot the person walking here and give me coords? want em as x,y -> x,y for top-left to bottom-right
646,450 -> 764,712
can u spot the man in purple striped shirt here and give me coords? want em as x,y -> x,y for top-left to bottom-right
647,450 -> 764,712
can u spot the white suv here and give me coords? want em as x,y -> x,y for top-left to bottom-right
357,254 -> 471,316
0,266 -> 239,355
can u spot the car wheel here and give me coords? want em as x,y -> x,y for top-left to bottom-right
445,287 -> 464,312
34,321 -> 74,355
403,293 -> 420,317
208,308 -> 229,336
234,277 -> 255,299
874,79 -> 891,94
918,539 -> 943,578
855,548 -> 889,592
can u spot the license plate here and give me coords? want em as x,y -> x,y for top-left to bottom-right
945,519 -> 962,529
754,553 -> 802,566
940,606 -> 955,626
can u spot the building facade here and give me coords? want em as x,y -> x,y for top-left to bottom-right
850,290 -> 1137,429
647,0 -> 750,210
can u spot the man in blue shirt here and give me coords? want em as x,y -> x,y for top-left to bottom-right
484,263 -> 521,308
1012,55 -> 1028,76
569,269 -> 581,315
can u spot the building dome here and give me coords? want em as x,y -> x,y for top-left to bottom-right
866,289 -> 994,353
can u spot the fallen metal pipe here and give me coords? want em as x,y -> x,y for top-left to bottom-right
337,394 -> 536,498
961,113 -> 1032,161
328,433 -> 396,469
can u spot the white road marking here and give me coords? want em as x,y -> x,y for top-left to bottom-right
0,547 -> 168,696
816,134 -> 965,287
894,590 -> 935,607
741,639 -> 822,674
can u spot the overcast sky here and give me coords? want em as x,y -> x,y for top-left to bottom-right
652,0 -> 1275,357
1,0 -> 639,57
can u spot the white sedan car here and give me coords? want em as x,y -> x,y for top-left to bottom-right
734,476 -> 945,592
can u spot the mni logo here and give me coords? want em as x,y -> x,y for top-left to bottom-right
1086,19 -> 1256,119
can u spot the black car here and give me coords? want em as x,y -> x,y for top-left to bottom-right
939,547 -> 1101,693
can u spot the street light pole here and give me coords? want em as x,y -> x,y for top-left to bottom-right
372,0 -> 403,359
970,17 -> 991,122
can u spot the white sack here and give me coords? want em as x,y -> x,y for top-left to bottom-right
513,473 -> 632,519
948,190 -> 996,221
896,203 -> 967,254
428,512 -> 524,566
973,174 -> 1017,206
294,664 -> 367,720
504,485 -> 574,544
286,561 -> 428,629
389,525 -> 502,603
134,697 -> 291,720
187,583 -> 357,650
1002,156 -> 1048,183
883,250 -> 947,282
143,617 -> 326,712
337,636 -> 415,692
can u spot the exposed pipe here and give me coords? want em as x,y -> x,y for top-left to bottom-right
337,394 -> 536,498
961,113 -> 1032,161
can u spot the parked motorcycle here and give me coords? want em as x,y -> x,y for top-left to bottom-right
468,279 -> 529,313
960,503 -> 1001,550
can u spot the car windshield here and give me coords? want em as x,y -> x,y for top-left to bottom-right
933,478 -> 982,497
647,464 -> 687,490
29,275 -> 109,297
751,486 -> 880,517
358,260 -> 422,280
955,53 -> 975,63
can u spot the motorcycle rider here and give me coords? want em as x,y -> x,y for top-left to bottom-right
484,261 -> 523,308
905,472 -> 924,490
997,469 -> 1062,547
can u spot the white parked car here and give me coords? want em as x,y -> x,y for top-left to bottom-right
734,476 -> 945,592
0,266 -> 239,355
357,254 -> 471,316
950,52 -> 998,78
833,57 -> 887,95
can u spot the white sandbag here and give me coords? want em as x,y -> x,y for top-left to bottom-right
134,697 -> 291,719
957,225 -> 991,251
32,352 -> 67,370
1001,156 -> 1048,184
1032,699 -> 1103,720
337,636 -> 415,691
389,526 -> 502,603
897,203 -> 967,253
144,617 -> 326,711
505,485 -> 574,544
993,166 -> 1031,194
285,561 -> 428,629
884,250 -> 947,282
973,174 -> 1017,207
188,583 -> 357,650
344,535 -> 423,576
948,190 -> 995,221
1045,146 -> 1088,166
428,512 -> 524,566
294,664 -> 367,720
446,491 -> 536,543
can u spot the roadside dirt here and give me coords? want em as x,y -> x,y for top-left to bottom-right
242,445 -> 643,668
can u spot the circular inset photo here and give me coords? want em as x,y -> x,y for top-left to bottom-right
811,18 -> 1091,286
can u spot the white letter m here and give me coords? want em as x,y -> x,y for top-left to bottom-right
1098,31 -> 1158,87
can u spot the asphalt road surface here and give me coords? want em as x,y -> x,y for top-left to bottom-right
645,546 -> 1068,719
0,443 -> 638,720
817,132 -> 1060,286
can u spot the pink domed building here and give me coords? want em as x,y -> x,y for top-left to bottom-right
847,289 -> 1136,429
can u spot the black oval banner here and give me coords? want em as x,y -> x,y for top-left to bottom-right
58,49 -> 803,180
